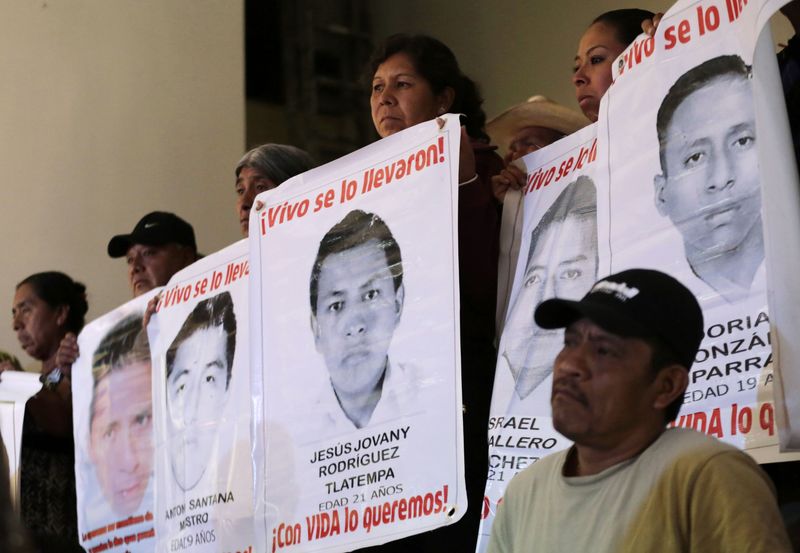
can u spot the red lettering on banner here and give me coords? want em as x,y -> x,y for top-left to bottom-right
619,37 -> 656,75
672,408 -> 724,438
306,510 -> 341,540
759,402 -> 775,435
271,484 -> 451,551
272,522 -> 302,552
664,18 -> 692,50
314,187 -> 336,212
524,139 -> 597,195
619,0 -> 754,81
725,0 -> 749,22
696,4 -> 720,35
158,259 -> 248,312
264,199 -> 310,230
260,135 -> 449,236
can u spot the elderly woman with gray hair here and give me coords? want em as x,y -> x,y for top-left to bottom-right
235,143 -> 315,236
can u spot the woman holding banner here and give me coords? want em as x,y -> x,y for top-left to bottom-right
573,8 -> 655,122
11,271 -> 87,552
367,33 -> 501,553
490,8 -> 654,202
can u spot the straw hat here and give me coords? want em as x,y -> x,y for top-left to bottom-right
487,95 -> 590,150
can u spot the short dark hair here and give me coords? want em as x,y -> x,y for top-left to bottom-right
656,55 -> 751,174
17,272 -> 88,334
309,210 -> 402,316
527,175 -> 597,268
90,314 -> 150,428
646,336 -> 686,423
592,9 -> 656,47
367,33 -> 489,141
166,291 -> 236,388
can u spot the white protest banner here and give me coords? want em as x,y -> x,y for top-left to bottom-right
149,239 -> 255,553
599,0 -> 799,457
0,371 -> 40,508
250,115 -> 465,552
477,124 -> 600,549
753,10 -> 800,450
72,289 -> 159,553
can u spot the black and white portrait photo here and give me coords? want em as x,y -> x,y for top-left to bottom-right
165,291 -> 236,491
654,54 -> 763,304
309,209 -> 418,433
501,176 -> 598,407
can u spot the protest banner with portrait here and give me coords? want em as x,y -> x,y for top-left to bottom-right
0,371 -> 40,509
72,289 -> 159,553
599,0 -> 800,457
148,239 -> 255,553
478,124 -> 601,548
249,116 -> 465,552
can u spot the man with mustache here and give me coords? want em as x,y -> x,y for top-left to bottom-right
488,269 -> 790,553
654,55 -> 763,304
108,211 -> 199,298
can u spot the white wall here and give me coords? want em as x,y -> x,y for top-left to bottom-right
372,1 -> 793,124
0,1 -> 244,367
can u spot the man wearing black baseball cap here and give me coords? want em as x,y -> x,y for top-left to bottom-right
488,269 -> 790,553
108,211 -> 198,297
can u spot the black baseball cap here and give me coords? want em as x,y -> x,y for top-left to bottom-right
534,269 -> 704,370
107,211 -> 197,258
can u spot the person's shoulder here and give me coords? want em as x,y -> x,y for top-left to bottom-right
657,427 -> 737,452
652,427 -> 737,457
649,428 -> 754,476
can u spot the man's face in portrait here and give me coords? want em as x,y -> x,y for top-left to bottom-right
312,239 -> 404,403
503,213 -> 597,397
655,75 -> 761,259
89,361 -> 153,517
167,324 -> 230,491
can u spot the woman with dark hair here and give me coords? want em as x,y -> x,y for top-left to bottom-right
366,33 -> 502,553
573,8 -> 655,121
369,33 -> 489,142
11,271 -> 88,552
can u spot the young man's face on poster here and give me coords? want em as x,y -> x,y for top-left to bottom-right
167,324 -> 230,490
655,75 -> 761,258
502,212 -> 597,398
89,361 -> 153,517
312,239 -> 403,402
